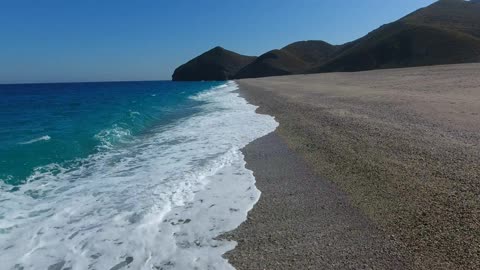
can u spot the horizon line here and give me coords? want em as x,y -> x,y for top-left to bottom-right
0,78 -> 177,86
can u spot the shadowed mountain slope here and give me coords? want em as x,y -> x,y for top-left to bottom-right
401,0 -> 480,38
282,40 -> 340,65
235,41 -> 339,79
234,49 -> 309,79
171,47 -> 256,81
312,22 -> 480,73
311,0 -> 480,73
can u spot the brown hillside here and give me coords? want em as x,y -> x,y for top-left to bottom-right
234,49 -> 308,79
312,22 -> 480,73
282,40 -> 339,66
172,0 -> 480,81
310,0 -> 480,73
401,0 -> 480,38
172,47 -> 256,81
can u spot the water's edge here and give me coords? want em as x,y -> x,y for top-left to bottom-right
0,81 -> 279,270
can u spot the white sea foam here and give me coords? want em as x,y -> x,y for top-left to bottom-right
94,125 -> 134,149
18,135 -> 51,145
0,82 -> 278,270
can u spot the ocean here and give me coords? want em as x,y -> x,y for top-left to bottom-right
0,81 -> 278,270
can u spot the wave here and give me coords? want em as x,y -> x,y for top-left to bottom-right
129,111 -> 141,117
18,135 -> 51,145
94,125 -> 133,149
0,82 -> 278,270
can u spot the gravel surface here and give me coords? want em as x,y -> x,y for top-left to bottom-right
225,63 -> 480,269
223,133 -> 408,269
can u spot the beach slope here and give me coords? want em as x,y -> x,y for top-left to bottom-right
226,63 -> 480,269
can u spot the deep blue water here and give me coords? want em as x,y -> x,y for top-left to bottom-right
0,81 -> 222,185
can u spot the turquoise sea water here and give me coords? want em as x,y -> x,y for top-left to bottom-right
0,81 -> 278,269
0,81 -> 220,185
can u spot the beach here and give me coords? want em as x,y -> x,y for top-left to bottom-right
225,63 -> 480,269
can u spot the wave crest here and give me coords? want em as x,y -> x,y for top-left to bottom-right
18,135 -> 51,145
94,125 -> 133,149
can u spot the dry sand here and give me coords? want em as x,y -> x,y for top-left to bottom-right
225,63 -> 480,269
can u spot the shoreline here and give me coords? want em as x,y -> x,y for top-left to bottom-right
225,63 -> 480,269
223,131 -> 407,269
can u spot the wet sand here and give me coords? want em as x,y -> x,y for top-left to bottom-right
225,63 -> 480,269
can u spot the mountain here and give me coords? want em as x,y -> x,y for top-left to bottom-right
235,41 -> 339,79
172,0 -> 480,81
171,47 -> 256,81
311,0 -> 480,73
234,49 -> 308,79
402,0 -> 480,38
282,40 -> 340,65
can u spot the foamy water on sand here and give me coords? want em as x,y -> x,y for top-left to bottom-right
0,82 -> 278,269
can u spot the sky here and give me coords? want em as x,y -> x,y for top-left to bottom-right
0,0 -> 437,84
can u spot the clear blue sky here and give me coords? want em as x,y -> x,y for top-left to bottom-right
0,0 -> 437,83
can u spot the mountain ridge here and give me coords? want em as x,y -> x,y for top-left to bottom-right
171,47 -> 256,81
172,0 -> 480,81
